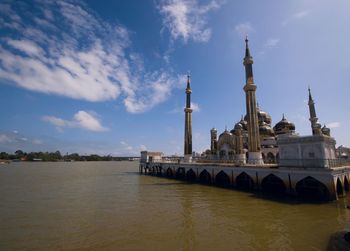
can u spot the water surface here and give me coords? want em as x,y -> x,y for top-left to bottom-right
0,161 -> 350,250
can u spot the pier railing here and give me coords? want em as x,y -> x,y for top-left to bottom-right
278,158 -> 350,168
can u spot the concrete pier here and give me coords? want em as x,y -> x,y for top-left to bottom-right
139,160 -> 350,201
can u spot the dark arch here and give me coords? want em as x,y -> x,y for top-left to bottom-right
215,171 -> 230,187
151,166 -> 156,175
267,152 -> 275,164
261,174 -> 286,194
245,152 -> 249,160
262,153 -> 266,163
236,172 -> 254,190
336,178 -> 343,196
175,167 -> 186,180
344,176 -> 349,192
166,168 -> 173,178
295,176 -> 330,201
186,169 -> 196,182
156,166 -> 163,176
199,170 -> 211,184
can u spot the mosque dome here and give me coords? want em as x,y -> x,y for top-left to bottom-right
321,124 -> 330,136
238,117 -> 248,131
244,106 -> 272,126
219,129 -> 232,138
234,122 -> 243,130
259,122 -> 275,137
273,114 -> 295,135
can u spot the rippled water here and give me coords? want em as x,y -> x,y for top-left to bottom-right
1,161 -> 350,250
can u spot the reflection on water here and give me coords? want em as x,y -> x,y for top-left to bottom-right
0,161 -> 350,250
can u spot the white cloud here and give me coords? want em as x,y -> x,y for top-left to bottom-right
32,139 -> 43,145
43,110 -> 108,132
169,101 -> 200,113
264,38 -> 280,49
191,102 -> 200,112
0,0 -> 180,113
159,0 -> 222,43
282,10 -> 309,26
327,122 -> 341,128
234,22 -> 254,37
293,10 -> 309,19
0,134 -> 12,143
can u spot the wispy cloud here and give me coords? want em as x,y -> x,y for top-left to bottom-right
282,10 -> 309,26
159,0 -> 222,43
169,102 -> 200,113
234,22 -> 254,37
264,38 -> 280,49
43,110 -> 108,132
0,0 -> 181,113
327,122 -> 341,128
0,134 -> 12,143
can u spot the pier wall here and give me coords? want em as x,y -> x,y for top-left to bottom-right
139,162 -> 350,201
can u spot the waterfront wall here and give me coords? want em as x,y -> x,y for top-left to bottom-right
139,162 -> 350,201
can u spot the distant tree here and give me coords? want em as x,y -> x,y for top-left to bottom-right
0,152 -> 9,160
15,149 -> 25,159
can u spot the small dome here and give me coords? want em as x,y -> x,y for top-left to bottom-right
259,122 -> 275,137
238,117 -> 248,131
219,129 -> 232,138
244,106 -> 272,126
321,124 -> 330,136
234,122 -> 243,130
273,114 -> 295,135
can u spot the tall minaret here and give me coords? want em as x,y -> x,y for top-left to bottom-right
308,87 -> 322,135
184,74 -> 193,157
210,127 -> 217,155
242,37 -> 262,164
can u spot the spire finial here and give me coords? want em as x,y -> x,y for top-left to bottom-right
308,85 -> 313,101
244,36 -> 251,58
282,113 -> 285,120
186,72 -> 191,90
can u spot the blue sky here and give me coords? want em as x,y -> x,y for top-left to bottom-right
0,0 -> 350,156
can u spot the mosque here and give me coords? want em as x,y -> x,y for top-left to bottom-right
140,38 -> 350,201
206,37 -> 331,164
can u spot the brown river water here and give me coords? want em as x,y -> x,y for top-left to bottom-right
1,161 -> 350,251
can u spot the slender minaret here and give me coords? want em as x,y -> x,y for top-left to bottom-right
210,127 -> 217,155
184,75 -> 193,157
308,87 -> 322,135
243,37 -> 262,164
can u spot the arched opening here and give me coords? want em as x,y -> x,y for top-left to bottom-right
186,169 -> 196,182
261,174 -> 286,194
236,172 -> 254,190
199,170 -> 211,184
336,178 -> 343,197
175,167 -> 186,180
344,176 -> 350,192
245,152 -> 249,160
215,171 -> 231,187
267,152 -> 275,164
295,176 -> 330,201
166,168 -> 173,178
262,153 -> 266,163
157,166 -> 163,176
151,167 -> 156,175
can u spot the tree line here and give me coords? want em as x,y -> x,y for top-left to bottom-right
0,150 -> 135,161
